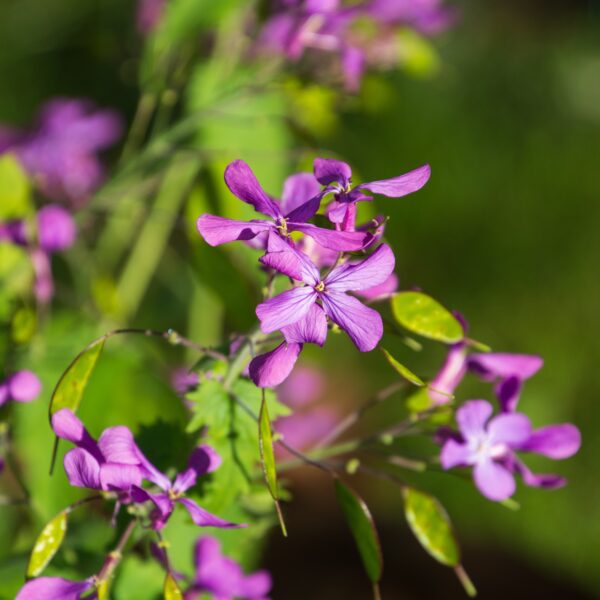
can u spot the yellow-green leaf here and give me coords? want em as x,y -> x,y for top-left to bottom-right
163,572 -> 183,599
27,511 -> 68,577
403,487 -> 460,566
49,338 -> 105,416
391,291 -> 463,344
0,154 -> 32,218
335,479 -> 383,583
96,579 -> 110,600
381,348 -> 424,387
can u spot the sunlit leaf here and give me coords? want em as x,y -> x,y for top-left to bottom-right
334,479 -> 383,583
391,292 -> 463,343
402,487 -> 460,566
96,579 -> 110,600
0,154 -> 32,219
163,572 -> 183,599
26,511 -> 68,577
381,348 -> 424,386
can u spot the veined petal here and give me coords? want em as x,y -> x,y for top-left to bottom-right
173,445 -> 222,493
473,458 -> 516,501
98,426 -> 141,465
440,439 -> 473,469
518,424 -> 581,459
356,273 -> 399,302
487,413 -> 532,446
197,214 -> 272,247
467,352 -> 543,381
281,172 -> 321,217
320,291 -> 383,352
282,303 -> 328,346
256,286 -> 317,334
99,463 -> 143,492
325,244 -> 395,291
16,576 -> 95,600
224,160 -> 281,218
178,497 -> 244,528
313,157 -> 352,187
357,164 -> 430,197
455,400 -> 493,439
63,448 -> 101,490
52,409 -> 102,461
249,342 -> 303,388
259,231 -> 319,283
289,222 -> 372,251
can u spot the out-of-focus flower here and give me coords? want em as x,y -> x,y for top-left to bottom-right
440,400 -> 581,501
0,98 -> 122,207
0,370 -> 42,406
36,205 -> 77,252
16,576 -> 95,600
170,367 -> 200,396
277,364 -> 325,409
185,536 -> 272,600
137,0 -> 166,34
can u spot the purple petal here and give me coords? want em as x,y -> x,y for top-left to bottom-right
31,248 -> 54,303
455,400 -> 493,439
487,413 -> 532,446
342,45 -> 365,92
276,365 -> 325,409
513,458 -> 566,489
320,291 -> 383,352
177,497 -> 244,528
16,577 -> 94,600
356,273 -> 399,302
440,439 -> 473,469
275,407 -> 338,457
313,158 -> 352,187
259,232 -> 319,283
473,458 -> 516,501
357,164 -> 431,197
325,244 -> 395,292
0,384 -> 9,407
290,222 -> 372,251
428,344 -> 467,406
7,370 -> 42,403
98,426 -> 142,465
249,342 -> 303,388
327,200 -> 351,225
280,172 -> 321,217
131,487 -> 173,529
496,376 -> 522,412
224,160 -> 281,218
256,286 -> 317,334
467,352 -> 543,381
173,445 -> 222,493
37,205 -> 77,253
238,571 -> 273,598
99,463 -> 143,491
51,409 -> 101,459
518,424 -> 581,459
63,448 -> 101,489
282,303 -> 328,346
197,214 -> 272,247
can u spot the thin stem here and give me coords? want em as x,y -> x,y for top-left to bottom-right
373,581 -> 382,600
6,450 -> 30,501
97,518 -> 138,583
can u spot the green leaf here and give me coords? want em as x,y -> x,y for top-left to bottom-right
26,511 -> 68,577
49,338 -> 105,416
402,487 -> 460,566
0,154 -> 32,219
381,348 -> 424,386
334,479 -> 383,583
163,572 -> 183,599
96,580 -> 110,600
391,292 -> 463,344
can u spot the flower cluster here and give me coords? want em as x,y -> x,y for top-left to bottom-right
197,158 -> 429,387
259,0 -> 456,90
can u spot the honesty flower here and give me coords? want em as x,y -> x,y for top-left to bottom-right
367,0 -> 457,36
313,157 -> 430,230
197,160 -> 371,252
130,446 -> 241,531
16,576 -> 95,600
440,400 -> 581,501
0,370 -> 42,406
185,536 -> 272,600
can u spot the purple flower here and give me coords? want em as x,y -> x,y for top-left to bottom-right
367,0 -> 457,35
16,576 -> 95,600
441,400 -> 581,501
137,0 -> 166,34
130,446 -> 242,531
170,367 -> 200,396
185,536 -> 272,600
0,370 -> 42,406
275,407 -> 338,459
0,98 -> 122,207
36,204 -> 77,253
197,160 -> 371,253
277,364 -> 325,409
427,342 -> 468,406
313,158 -> 430,231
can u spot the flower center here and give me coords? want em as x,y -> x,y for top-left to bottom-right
315,281 -> 325,292
276,218 -> 288,235
168,488 -> 182,501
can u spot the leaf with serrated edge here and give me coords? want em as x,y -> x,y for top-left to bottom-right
27,511 -> 68,577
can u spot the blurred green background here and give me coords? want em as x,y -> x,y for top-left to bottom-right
0,0 -> 599,598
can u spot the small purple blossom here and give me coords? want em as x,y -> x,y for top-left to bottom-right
137,0 -> 166,34
16,576 -> 95,600
441,400 -> 581,501
185,536 -> 272,600
170,367 -> 200,396
0,370 -> 42,406
36,204 -> 77,253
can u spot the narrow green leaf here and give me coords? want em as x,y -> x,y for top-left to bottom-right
403,487 -> 460,566
381,348 -> 425,386
334,479 -> 383,583
259,392 -> 287,536
49,338 -> 105,416
0,154 -> 32,218
27,511 -> 68,577
163,572 -> 183,599
391,292 -> 463,343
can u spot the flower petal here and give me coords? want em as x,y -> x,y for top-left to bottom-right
178,497 -> 244,528
131,487 -> 173,529
428,344 -> 467,406
487,413 -> 532,446
197,214 -> 272,247
98,426 -> 142,465
256,286 -> 317,334
455,400 -> 493,439
173,445 -> 222,493
313,157 -> 352,187
51,409 -> 101,459
473,458 -> 516,501
513,458 -> 566,489
357,164 -> 431,197
440,439 -> 473,469
99,463 -> 143,492
224,160 -> 281,218
495,376 -> 522,412
325,244 -> 395,291
467,352 -> 543,381
259,232 -> 319,283
238,571 -> 273,598
280,172 -> 321,218
63,448 -> 101,489
249,342 -> 303,388
356,273 -> 399,302
7,370 -> 42,402
320,291 -> 383,352
518,424 -> 581,459
289,222 -> 372,251
282,303 -> 328,346
16,577 -> 94,600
